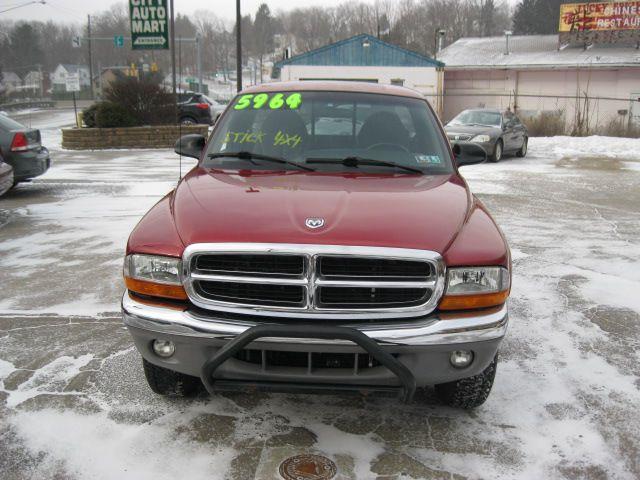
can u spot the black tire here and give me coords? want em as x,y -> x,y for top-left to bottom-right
516,137 -> 528,157
142,358 -> 201,397
489,140 -> 503,162
435,354 -> 498,409
180,116 -> 197,125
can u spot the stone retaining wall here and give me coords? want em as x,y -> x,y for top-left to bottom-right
61,125 -> 210,150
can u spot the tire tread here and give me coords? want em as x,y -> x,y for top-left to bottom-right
142,358 -> 201,397
434,354 -> 498,409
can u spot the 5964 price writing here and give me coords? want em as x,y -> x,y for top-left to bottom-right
234,93 -> 303,111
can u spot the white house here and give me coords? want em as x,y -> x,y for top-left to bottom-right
51,64 -> 91,91
0,71 -> 22,91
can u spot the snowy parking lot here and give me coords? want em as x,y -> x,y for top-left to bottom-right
1,109 -> 639,479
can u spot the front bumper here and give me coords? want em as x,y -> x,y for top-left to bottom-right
122,293 -> 508,396
449,139 -> 495,155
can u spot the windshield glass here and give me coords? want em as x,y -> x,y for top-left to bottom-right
204,91 -> 453,174
450,110 -> 502,127
0,114 -> 26,132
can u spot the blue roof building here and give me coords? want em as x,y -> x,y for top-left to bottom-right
271,34 -> 445,112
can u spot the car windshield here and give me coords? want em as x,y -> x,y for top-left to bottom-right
204,90 -> 453,174
450,110 -> 502,127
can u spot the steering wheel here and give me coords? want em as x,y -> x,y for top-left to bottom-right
366,143 -> 411,154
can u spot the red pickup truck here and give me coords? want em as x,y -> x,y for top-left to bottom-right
122,82 -> 510,408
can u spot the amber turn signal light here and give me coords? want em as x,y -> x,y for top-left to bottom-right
125,277 -> 188,300
438,290 -> 509,311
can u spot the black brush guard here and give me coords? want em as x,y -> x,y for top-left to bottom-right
200,324 -> 417,402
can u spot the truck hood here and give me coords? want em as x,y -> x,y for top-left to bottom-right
172,168 -> 472,254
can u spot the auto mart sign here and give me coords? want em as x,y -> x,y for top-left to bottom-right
560,1 -> 640,31
129,0 -> 169,50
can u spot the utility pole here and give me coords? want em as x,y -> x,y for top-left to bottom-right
87,15 -> 94,99
196,34 -> 203,93
37,64 -> 43,98
170,0 -> 177,122
236,0 -> 242,92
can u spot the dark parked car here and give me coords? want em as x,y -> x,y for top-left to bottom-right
444,109 -> 528,162
177,93 -> 226,125
0,113 -> 50,183
0,154 -> 14,197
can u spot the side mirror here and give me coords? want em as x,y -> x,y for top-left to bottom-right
175,134 -> 206,160
453,142 -> 487,167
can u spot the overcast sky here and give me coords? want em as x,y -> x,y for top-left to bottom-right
1,0 -> 354,23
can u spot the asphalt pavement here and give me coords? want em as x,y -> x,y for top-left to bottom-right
0,109 -> 639,479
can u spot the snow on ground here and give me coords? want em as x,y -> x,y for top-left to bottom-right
0,118 -> 639,479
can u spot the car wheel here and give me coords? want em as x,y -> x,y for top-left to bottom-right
434,353 -> 498,409
516,137 -> 528,157
180,117 -> 197,125
142,358 -> 201,397
489,140 -> 503,162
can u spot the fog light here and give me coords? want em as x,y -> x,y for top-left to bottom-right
450,350 -> 473,368
152,339 -> 175,358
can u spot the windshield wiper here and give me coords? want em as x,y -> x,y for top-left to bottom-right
208,151 -> 315,171
306,156 -> 423,174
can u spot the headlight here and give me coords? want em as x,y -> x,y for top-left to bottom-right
124,254 -> 187,300
470,135 -> 491,143
124,254 -> 182,284
440,267 -> 510,310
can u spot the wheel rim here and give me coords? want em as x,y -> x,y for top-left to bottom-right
495,142 -> 502,160
521,139 -> 528,155
181,118 -> 195,125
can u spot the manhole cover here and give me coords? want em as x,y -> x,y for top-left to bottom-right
279,454 -> 337,480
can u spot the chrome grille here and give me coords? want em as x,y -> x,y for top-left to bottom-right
183,244 -> 445,320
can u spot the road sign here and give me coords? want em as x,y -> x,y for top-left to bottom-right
129,0 -> 169,50
72,36 -> 81,48
114,35 -> 124,48
65,74 -> 81,93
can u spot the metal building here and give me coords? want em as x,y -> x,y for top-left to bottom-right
438,34 -> 640,129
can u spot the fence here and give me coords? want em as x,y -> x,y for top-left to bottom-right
441,91 -> 640,137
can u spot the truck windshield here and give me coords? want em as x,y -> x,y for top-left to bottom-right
204,91 -> 453,174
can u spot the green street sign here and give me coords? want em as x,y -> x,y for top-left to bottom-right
114,35 -> 124,48
129,0 -> 169,50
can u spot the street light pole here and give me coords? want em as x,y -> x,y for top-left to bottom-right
170,0 -> 177,121
0,0 -> 45,15
236,0 -> 242,93
87,15 -> 94,99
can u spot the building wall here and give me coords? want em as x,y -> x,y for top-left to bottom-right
443,67 -> 640,128
279,65 -> 440,103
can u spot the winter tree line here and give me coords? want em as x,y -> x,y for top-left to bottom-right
0,0 -> 565,84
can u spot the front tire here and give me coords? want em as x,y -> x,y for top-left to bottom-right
516,137 -> 528,157
142,358 -> 201,397
434,354 -> 498,409
489,140 -> 503,162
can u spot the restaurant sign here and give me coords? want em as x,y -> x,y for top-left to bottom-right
560,1 -> 640,32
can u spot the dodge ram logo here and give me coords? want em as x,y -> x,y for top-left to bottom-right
305,217 -> 325,229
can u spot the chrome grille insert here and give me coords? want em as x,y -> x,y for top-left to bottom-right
183,244 -> 446,319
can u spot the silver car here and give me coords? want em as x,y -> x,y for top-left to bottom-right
0,113 -> 50,184
0,154 -> 13,197
444,109 -> 528,162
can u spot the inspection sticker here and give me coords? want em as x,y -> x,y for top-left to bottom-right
415,154 -> 442,164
